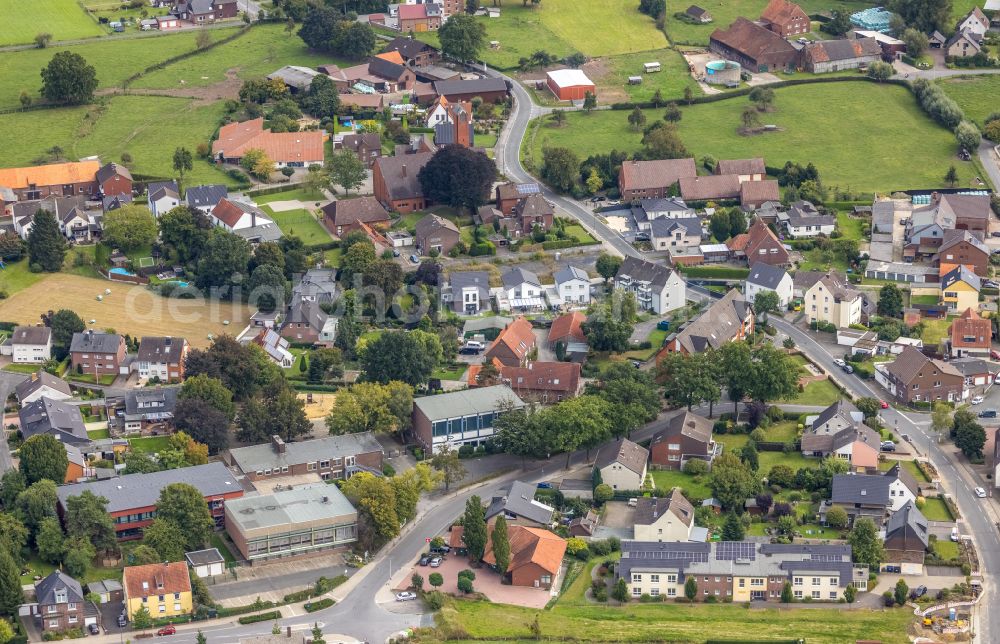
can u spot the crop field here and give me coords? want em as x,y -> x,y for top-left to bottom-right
664,0 -> 875,46
0,274 -> 251,347
132,23 -> 347,90
525,82 -> 978,193
0,28 -> 234,111
0,0 -> 104,46
0,96 -> 234,186
937,74 -> 1000,127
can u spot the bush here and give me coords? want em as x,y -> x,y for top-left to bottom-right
238,611 -> 282,625
424,590 -> 445,610
303,598 -> 334,612
594,483 -> 614,504
458,569 -> 476,581
683,458 -> 708,475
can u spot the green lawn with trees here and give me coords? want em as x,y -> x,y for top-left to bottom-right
526,82 -> 978,194
937,75 -> 1000,127
0,0 -> 105,46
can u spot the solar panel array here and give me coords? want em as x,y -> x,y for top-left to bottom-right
516,183 -> 540,195
809,554 -> 845,562
631,549 -> 709,563
716,541 -> 756,561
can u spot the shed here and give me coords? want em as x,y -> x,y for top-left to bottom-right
545,69 -> 595,101
87,579 -> 123,604
185,548 -> 227,578
643,62 -> 661,73
628,76 -> 643,85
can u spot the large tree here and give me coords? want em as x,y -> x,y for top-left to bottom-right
141,519 -> 186,562
887,0 -> 951,33
155,483 -> 215,550
184,336 -> 280,401
848,517 -> 885,570
640,122 -> 689,160
659,352 -> 719,411
158,206 -> 212,264
438,13 -> 486,61
45,308 -> 84,361
18,435 -> 68,485
15,479 -> 58,540
40,51 -> 98,104
709,453 -> 756,512
491,515 -> 510,576
64,490 -> 116,554
954,415 -> 986,459
595,253 -> 622,283
430,446 -> 466,491
418,146 -> 496,212
26,209 -> 67,272
462,496 -> 488,564
35,516 -> 65,564
325,381 -> 413,437
237,384 -> 310,443
298,5 -> 374,58
328,149 -> 366,195
339,472 -> 400,548
0,514 -> 27,565
753,290 -> 780,325
179,373 -> 235,418
196,229 -> 251,293
102,204 -> 158,251
877,283 -> 903,318
247,264 -> 288,313
0,548 -> 23,617
540,147 -> 579,193
300,75 -> 341,120
173,398 -> 230,454
361,332 -> 435,386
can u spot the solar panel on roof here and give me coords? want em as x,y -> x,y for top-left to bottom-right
516,183 -> 540,195
716,542 -> 756,561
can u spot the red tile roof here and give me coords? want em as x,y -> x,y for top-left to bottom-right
468,361 -> 582,395
679,174 -> 740,201
740,180 -> 780,205
0,160 -> 100,190
486,317 -> 536,363
548,311 -> 587,345
760,0 -> 809,27
950,307 -> 991,350
123,562 -> 191,600
398,4 -> 427,19
618,159 -> 697,192
212,118 -> 324,164
483,525 -> 567,576
211,198 -> 249,228
744,218 -> 788,262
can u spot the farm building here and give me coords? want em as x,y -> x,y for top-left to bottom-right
546,69 -> 595,101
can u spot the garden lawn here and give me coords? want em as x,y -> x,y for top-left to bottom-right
598,49 -> 702,104
920,497 -> 954,522
0,258 -> 46,296
623,327 -> 667,360
562,223 -> 598,244
0,96 -> 234,186
210,533 -> 238,564
0,0 -> 104,46
937,75 -> 1000,127
836,211 -> 866,241
784,378 -> 841,406
87,428 -> 111,440
664,0 -> 876,46
254,188 -> 327,206
717,433 -> 814,471
437,597 -> 913,644
259,206 -> 332,246
129,435 -> 172,454
2,363 -> 43,374
911,294 -> 939,306
431,364 -> 467,381
933,539 -> 959,560
920,317 -> 953,346
133,23 -> 351,90
0,28 -> 231,111
649,468 -> 712,498
878,459 -> 930,483
525,82 -> 978,194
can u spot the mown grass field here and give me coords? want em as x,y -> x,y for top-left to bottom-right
0,95 -> 233,186
415,0 -> 665,69
664,0 -> 875,46
0,0 -> 104,46
525,82 -> 977,194
0,273 -> 250,347
259,206 -> 331,245
595,49 -> 702,104
132,23 -> 348,90
937,74 -> 1000,127
0,28 -> 235,111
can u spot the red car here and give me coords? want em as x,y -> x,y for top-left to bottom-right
992,350 -> 1000,361
880,400 -> 889,409
157,626 -> 176,636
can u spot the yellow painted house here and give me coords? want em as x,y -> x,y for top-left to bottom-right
123,562 -> 192,620
940,265 -> 980,313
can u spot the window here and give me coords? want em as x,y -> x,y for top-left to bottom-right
793,577 -> 803,586
319,460 -> 331,469
811,591 -> 821,599
67,603 -> 76,611
738,578 -> 745,588
667,587 -> 676,597
667,443 -> 680,451
307,462 -> 317,471
49,621 -> 59,629
667,574 -> 677,583
174,603 -> 181,611
829,591 -> 838,599
174,593 -> 180,600
159,605 -> 166,613
650,588 -> 659,597
632,587 -> 642,597
812,578 -> 820,586
794,590 -> 803,599
831,578 -> 839,586
650,574 -> 659,583
632,574 -> 641,583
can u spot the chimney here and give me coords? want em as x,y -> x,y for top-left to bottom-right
931,191 -> 940,204
401,164 -> 407,178
271,435 -> 286,454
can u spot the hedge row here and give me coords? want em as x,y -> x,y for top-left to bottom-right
237,611 -> 282,625
541,237 -> 598,250
304,598 -> 335,612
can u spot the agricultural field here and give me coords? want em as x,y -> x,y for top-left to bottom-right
132,23 -> 347,90
0,96 -> 234,186
0,0 -> 104,47
525,82 -> 978,194
663,0 -> 875,46
415,0 -> 665,70
0,28 -> 234,111
937,74 -> 1000,127
0,273 -> 251,347
589,49 -> 702,104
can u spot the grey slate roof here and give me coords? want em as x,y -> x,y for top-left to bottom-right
384,36 -> 439,61
233,222 -> 283,243
373,152 -> 434,201
137,336 -> 185,365
35,571 -> 84,606
15,371 -> 72,401
56,462 -> 239,514
96,162 -> 132,186
501,267 -> 540,290
831,473 -> 891,506
19,397 -> 89,446
432,77 -> 509,97
227,432 -> 384,474
649,217 -> 702,239
485,480 -> 554,525
450,271 -> 490,300
185,548 -> 225,567
11,325 -> 51,346
292,268 -> 338,302
147,180 -> 179,197
941,264 -> 981,292
123,387 -> 179,421
554,265 -> 588,285
672,289 -> 750,354
595,437 -> 648,476
615,256 -> 675,290
284,300 -> 328,332
634,489 -> 694,527
413,385 -> 525,422
185,184 -> 228,210
885,500 -> 928,550
69,331 -> 122,354
267,65 -> 322,91
746,262 -> 789,290
658,411 -> 713,445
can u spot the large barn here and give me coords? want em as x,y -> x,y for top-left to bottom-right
546,69 -> 595,101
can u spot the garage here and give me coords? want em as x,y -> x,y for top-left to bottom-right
545,69 -> 596,101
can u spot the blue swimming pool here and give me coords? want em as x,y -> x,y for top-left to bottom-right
109,267 -> 136,276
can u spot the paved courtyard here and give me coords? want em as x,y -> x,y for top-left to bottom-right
400,552 -> 554,609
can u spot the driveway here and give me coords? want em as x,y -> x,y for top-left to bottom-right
629,316 -> 661,345
400,552 -> 553,609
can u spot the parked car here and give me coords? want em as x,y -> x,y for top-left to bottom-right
880,400 -> 889,409
463,340 -> 485,351
429,557 -> 443,567
992,349 -> 1000,360
972,395 -> 984,405
418,555 -> 431,566
392,249 -> 400,257
88,624 -> 100,635
395,591 -> 418,602
627,498 -> 638,507
430,545 -> 451,555
979,409 -> 997,419
951,526 -> 960,542
910,585 -> 927,599
409,254 -> 420,264
458,346 -> 482,355
634,232 -> 650,242
842,364 -> 854,374
117,615 -> 127,628
976,487 -> 988,498
537,481 -> 553,489
833,359 -> 846,368
157,626 -> 176,636
880,441 -> 895,452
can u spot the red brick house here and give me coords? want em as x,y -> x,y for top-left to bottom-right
759,0 -> 810,37
739,217 -> 789,266
650,411 -> 717,470
548,311 -> 587,347
398,3 -> 441,32
69,331 -> 126,377
484,317 -> 536,367
935,229 -> 990,277
338,133 -> 383,167
468,360 -> 582,403
618,159 -> 698,202
225,433 -> 384,482
96,162 -> 133,197
483,525 -> 566,589
949,307 -> 992,358
33,571 -> 86,633
496,182 -> 541,214
321,196 -> 391,237
173,0 -> 238,23
513,193 -> 554,233
372,152 -> 434,213
0,160 -> 100,201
